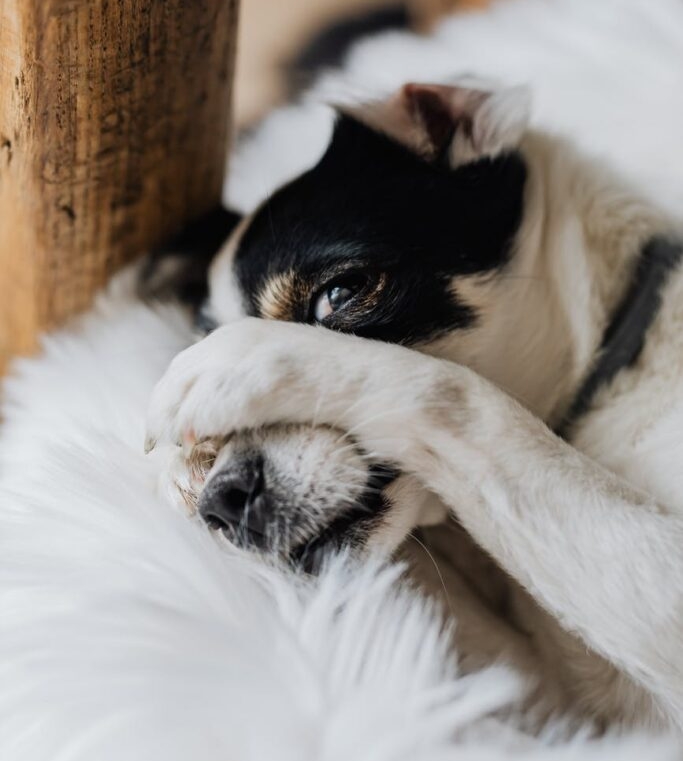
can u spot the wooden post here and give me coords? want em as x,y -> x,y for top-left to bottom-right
0,0 -> 239,369
409,0 -> 491,31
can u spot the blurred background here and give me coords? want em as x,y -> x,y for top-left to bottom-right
233,0 -> 488,128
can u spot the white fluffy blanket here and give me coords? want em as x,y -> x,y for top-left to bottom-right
2,1 -> 683,758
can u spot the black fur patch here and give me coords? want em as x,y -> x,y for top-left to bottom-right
232,115 -> 527,344
139,206 -> 242,310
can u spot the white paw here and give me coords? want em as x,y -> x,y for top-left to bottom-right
146,318 -> 299,450
144,316 -> 457,469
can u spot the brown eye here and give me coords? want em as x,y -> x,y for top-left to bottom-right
314,284 -> 357,322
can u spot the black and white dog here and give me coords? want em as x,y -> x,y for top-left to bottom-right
145,81 -> 683,731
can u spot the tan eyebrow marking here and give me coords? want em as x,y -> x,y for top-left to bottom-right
448,271 -> 497,316
257,270 -> 309,320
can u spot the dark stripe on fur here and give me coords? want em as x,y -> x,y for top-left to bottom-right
559,236 -> 683,438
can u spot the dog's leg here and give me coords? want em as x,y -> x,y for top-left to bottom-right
147,318 -> 683,729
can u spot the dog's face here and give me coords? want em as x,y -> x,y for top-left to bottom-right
188,82 -> 532,564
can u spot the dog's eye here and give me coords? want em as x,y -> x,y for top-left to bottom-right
314,284 -> 357,322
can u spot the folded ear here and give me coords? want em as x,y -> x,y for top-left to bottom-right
341,81 -> 531,167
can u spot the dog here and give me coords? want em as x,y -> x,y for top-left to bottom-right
144,81 -> 683,733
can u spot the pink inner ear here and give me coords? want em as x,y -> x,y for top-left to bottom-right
402,83 -> 491,158
403,84 -> 456,158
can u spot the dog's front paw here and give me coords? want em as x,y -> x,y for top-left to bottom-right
146,318 -> 296,451
145,315 -> 472,470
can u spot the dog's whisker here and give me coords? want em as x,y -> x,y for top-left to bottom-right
408,531 -> 456,624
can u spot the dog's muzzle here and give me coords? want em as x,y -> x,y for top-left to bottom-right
195,425 -> 398,569
199,454 -> 271,548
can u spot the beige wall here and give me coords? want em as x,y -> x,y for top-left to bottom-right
234,0 -> 395,127
233,0 -> 488,128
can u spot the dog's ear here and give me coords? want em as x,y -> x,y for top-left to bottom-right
341,82 -> 531,166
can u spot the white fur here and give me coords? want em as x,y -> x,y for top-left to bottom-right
4,0 -> 683,756
170,0 -> 683,739
5,272 -> 676,759
146,250 -> 683,726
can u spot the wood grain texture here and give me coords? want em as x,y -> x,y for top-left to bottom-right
0,0 -> 239,369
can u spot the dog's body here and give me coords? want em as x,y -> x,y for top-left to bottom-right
146,81 -> 683,732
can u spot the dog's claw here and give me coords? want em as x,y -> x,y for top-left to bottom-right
182,429 -> 197,457
144,436 -> 157,454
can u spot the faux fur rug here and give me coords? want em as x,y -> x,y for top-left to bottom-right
2,0 -> 683,758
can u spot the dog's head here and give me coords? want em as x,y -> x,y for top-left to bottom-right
209,82 -> 530,341
165,82 -> 536,565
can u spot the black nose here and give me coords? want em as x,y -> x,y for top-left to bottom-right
198,457 -> 271,544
